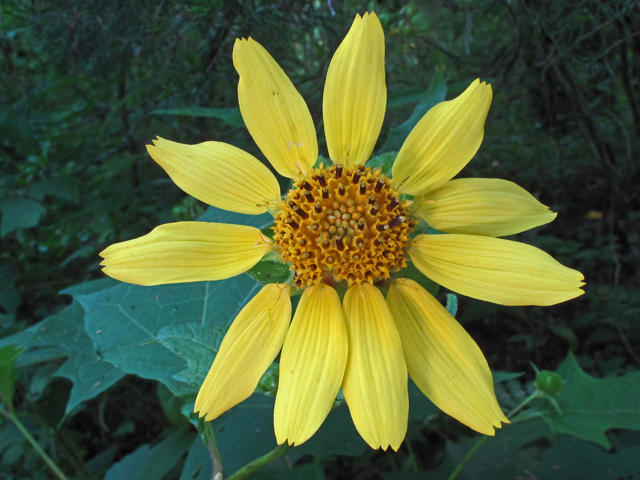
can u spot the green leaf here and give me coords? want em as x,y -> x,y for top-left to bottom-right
408,380 -> 440,421
179,436 -> 212,480
149,107 -> 244,127
379,68 -> 447,153
77,278 -> 261,397
156,323 -> 226,392
77,206 -> 270,397
50,301 -> 126,414
0,278 -> 124,415
366,152 -> 397,177
103,426 -> 194,480
213,393 -> 278,476
538,353 -> 640,448
296,403 -> 367,457
0,345 -> 23,411
252,463 -> 326,480
0,197 -> 46,237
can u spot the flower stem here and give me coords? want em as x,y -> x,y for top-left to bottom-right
446,391 -> 540,480
226,444 -> 290,480
204,422 -> 224,480
3,410 -> 71,480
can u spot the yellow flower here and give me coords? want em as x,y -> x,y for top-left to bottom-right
99,12 -> 584,450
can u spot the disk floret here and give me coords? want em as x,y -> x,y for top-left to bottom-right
274,164 -> 415,287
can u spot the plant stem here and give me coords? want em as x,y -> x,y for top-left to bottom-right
226,444 -> 290,480
4,411 -> 71,480
204,422 -> 224,480
446,391 -> 540,480
508,391 -> 540,419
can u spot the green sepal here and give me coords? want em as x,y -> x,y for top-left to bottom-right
256,363 -> 279,397
246,251 -> 294,285
366,151 -> 396,177
445,293 -> 458,318
314,155 -> 331,169
259,221 -> 275,241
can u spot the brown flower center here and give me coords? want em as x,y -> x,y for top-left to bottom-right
273,164 -> 415,287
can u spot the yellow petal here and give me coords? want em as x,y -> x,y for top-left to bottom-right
147,137 -> 280,215
414,178 -> 557,237
323,12 -> 386,167
392,80 -> 492,195
194,284 -> 291,421
409,234 -> 585,306
100,222 -> 272,286
234,38 -> 317,178
274,284 -> 348,446
342,283 -> 408,451
387,278 -> 508,435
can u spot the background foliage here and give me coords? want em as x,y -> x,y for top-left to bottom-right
2,0 -> 640,479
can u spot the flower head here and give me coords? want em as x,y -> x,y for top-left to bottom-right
100,12 -> 584,450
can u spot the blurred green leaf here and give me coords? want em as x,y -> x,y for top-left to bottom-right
418,419 -> 550,480
149,107 -> 244,127
27,178 -> 78,202
538,353 -> 640,448
379,68 -> 447,153
410,11 -> 430,33
0,345 -> 23,411
0,265 -> 20,317
530,435 -> 640,480
493,371 -> 525,383
532,319 -> 579,351
0,198 -> 46,237
103,426 -> 194,480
